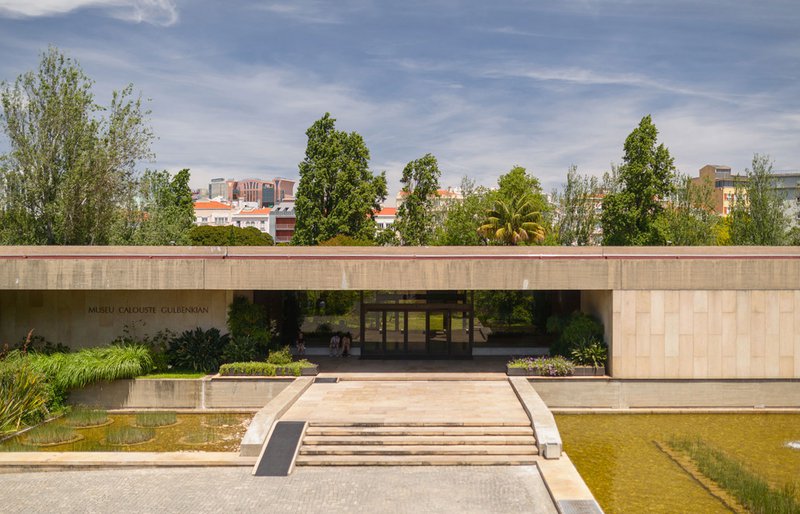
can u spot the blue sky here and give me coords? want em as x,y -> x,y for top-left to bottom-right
0,0 -> 798,201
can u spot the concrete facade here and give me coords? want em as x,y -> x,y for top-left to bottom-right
1,246 -> 800,380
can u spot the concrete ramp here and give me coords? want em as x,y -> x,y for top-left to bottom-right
252,421 -> 307,477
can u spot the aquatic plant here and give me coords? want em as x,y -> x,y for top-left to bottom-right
25,424 -> 78,445
106,426 -> 155,445
64,407 -> 109,428
0,358 -> 51,432
135,411 -> 177,428
669,437 -> 800,514
204,413 -> 241,427
182,428 -> 218,445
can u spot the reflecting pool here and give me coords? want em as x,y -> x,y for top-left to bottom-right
0,412 -> 251,452
556,413 -> 800,514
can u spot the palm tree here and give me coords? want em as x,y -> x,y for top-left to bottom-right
478,195 -> 546,245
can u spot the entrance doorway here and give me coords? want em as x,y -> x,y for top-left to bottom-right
360,303 -> 473,359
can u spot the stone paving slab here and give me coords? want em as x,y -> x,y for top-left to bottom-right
281,380 -> 531,425
0,451 -> 254,468
2,466 -> 558,514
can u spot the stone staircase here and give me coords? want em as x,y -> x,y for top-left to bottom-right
294,422 -> 538,466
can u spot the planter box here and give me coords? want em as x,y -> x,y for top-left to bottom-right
299,365 -> 319,376
506,365 -> 606,377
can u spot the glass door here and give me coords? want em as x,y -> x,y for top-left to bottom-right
406,311 -> 427,355
450,310 -> 472,357
427,311 -> 449,357
384,310 -> 405,356
361,309 -> 383,357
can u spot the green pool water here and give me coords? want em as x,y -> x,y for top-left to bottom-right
0,413 -> 252,452
556,413 -> 800,514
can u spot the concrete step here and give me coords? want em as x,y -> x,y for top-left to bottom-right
299,445 -> 538,456
307,422 -> 531,428
304,426 -> 534,437
294,454 -> 538,466
302,435 -> 537,446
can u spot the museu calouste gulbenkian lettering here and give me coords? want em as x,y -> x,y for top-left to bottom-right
1,245 -> 799,380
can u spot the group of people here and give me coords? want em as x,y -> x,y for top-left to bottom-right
328,331 -> 352,357
294,330 -> 353,357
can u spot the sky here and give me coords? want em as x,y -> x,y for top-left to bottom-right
0,0 -> 798,202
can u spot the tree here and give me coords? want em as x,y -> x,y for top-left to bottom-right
729,154 -> 789,246
292,113 -> 387,245
318,235 -> 374,246
478,194 -> 546,245
393,153 -> 441,245
114,168 -> 195,245
653,173 -> 720,246
187,225 -> 274,246
553,165 -> 600,246
493,165 -> 549,215
433,176 -> 491,246
0,47 -> 153,245
601,115 -> 676,246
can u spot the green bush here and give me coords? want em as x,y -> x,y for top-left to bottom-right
111,325 -> 174,373
547,312 -> 604,357
570,338 -> 608,368
167,328 -> 229,372
218,360 -> 315,377
266,346 -> 293,365
226,296 -> 271,361
187,225 -> 274,246
0,358 -> 51,432
507,356 -> 575,376
28,344 -> 154,393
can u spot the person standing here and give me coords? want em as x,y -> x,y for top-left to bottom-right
329,332 -> 340,357
296,331 -> 306,356
341,331 -> 352,357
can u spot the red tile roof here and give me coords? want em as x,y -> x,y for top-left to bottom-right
194,201 -> 231,210
238,208 -> 271,215
375,207 -> 397,216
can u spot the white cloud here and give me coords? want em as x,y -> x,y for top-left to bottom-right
0,0 -> 178,26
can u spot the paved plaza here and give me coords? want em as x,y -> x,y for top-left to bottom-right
3,466 -> 558,514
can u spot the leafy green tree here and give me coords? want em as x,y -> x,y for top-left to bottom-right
493,165 -> 549,214
187,225 -> 274,246
0,47 -> 153,245
434,176 -> 491,246
394,153 -> 441,245
319,234 -> 375,246
553,165 -> 600,246
114,168 -> 194,245
729,154 -> 789,246
601,115 -> 676,246
654,173 -> 720,246
292,113 -> 387,245
479,194 -> 546,245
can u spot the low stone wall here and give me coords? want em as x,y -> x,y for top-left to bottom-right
69,377 -> 293,409
530,378 -> 800,409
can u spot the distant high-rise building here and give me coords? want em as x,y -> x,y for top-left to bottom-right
207,177 -> 295,207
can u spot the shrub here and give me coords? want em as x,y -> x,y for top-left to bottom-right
135,411 -> 177,428
111,325 -> 175,373
187,225 -> 274,246
167,328 -> 229,372
106,425 -> 155,445
226,296 -> 271,361
218,360 -> 315,377
15,331 -> 71,356
65,407 -> 109,428
570,338 -> 608,368
547,312 -> 604,357
0,359 -> 51,432
507,356 -> 575,376
25,424 -> 78,445
266,346 -> 293,365
28,344 -> 154,392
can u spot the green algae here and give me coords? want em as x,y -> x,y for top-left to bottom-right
556,413 -> 800,514
0,413 -> 252,452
